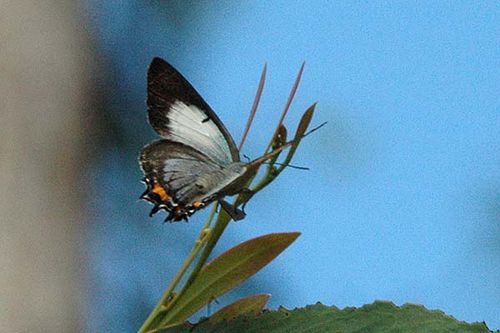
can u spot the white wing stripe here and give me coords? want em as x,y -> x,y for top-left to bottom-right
167,101 -> 233,165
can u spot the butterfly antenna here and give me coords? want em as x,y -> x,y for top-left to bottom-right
265,61 -> 305,153
239,63 -> 267,151
304,120 -> 328,136
262,161 -> 310,170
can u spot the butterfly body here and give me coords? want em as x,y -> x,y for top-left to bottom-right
140,57 -> 258,221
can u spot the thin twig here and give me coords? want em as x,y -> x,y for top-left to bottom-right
265,62 -> 305,153
239,64 -> 267,151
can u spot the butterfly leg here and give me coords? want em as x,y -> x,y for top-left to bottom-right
239,188 -> 255,214
218,199 -> 246,221
241,201 -> 248,215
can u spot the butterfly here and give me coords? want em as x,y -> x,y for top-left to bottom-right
139,57 -> 320,222
140,58 -> 269,222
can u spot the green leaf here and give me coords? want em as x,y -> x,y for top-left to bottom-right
209,294 -> 270,323
268,124 -> 288,167
277,103 -> 316,173
295,102 -> 316,140
159,232 -> 300,326
155,301 -> 495,333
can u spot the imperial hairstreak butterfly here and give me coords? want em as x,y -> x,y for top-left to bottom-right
140,57 -> 303,222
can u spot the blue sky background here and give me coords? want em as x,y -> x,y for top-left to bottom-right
82,1 -> 499,331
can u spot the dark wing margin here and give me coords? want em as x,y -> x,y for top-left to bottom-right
147,57 -> 240,163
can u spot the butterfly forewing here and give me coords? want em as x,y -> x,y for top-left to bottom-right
147,58 -> 240,165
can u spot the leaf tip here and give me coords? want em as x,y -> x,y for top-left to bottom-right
287,231 -> 301,241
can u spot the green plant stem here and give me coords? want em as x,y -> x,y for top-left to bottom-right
138,204 -> 219,333
157,208 -> 232,326
138,238 -> 206,333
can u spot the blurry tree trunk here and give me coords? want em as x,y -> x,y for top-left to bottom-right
0,2 -> 92,332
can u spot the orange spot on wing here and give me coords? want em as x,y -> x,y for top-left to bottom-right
192,201 -> 205,209
152,183 -> 171,202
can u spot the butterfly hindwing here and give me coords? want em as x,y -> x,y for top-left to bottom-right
139,140 -> 247,221
147,57 -> 240,165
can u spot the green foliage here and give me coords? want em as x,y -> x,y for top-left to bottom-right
158,233 -> 300,325
155,301 -> 495,333
209,294 -> 270,323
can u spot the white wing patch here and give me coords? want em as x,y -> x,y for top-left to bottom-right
166,101 -> 233,165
